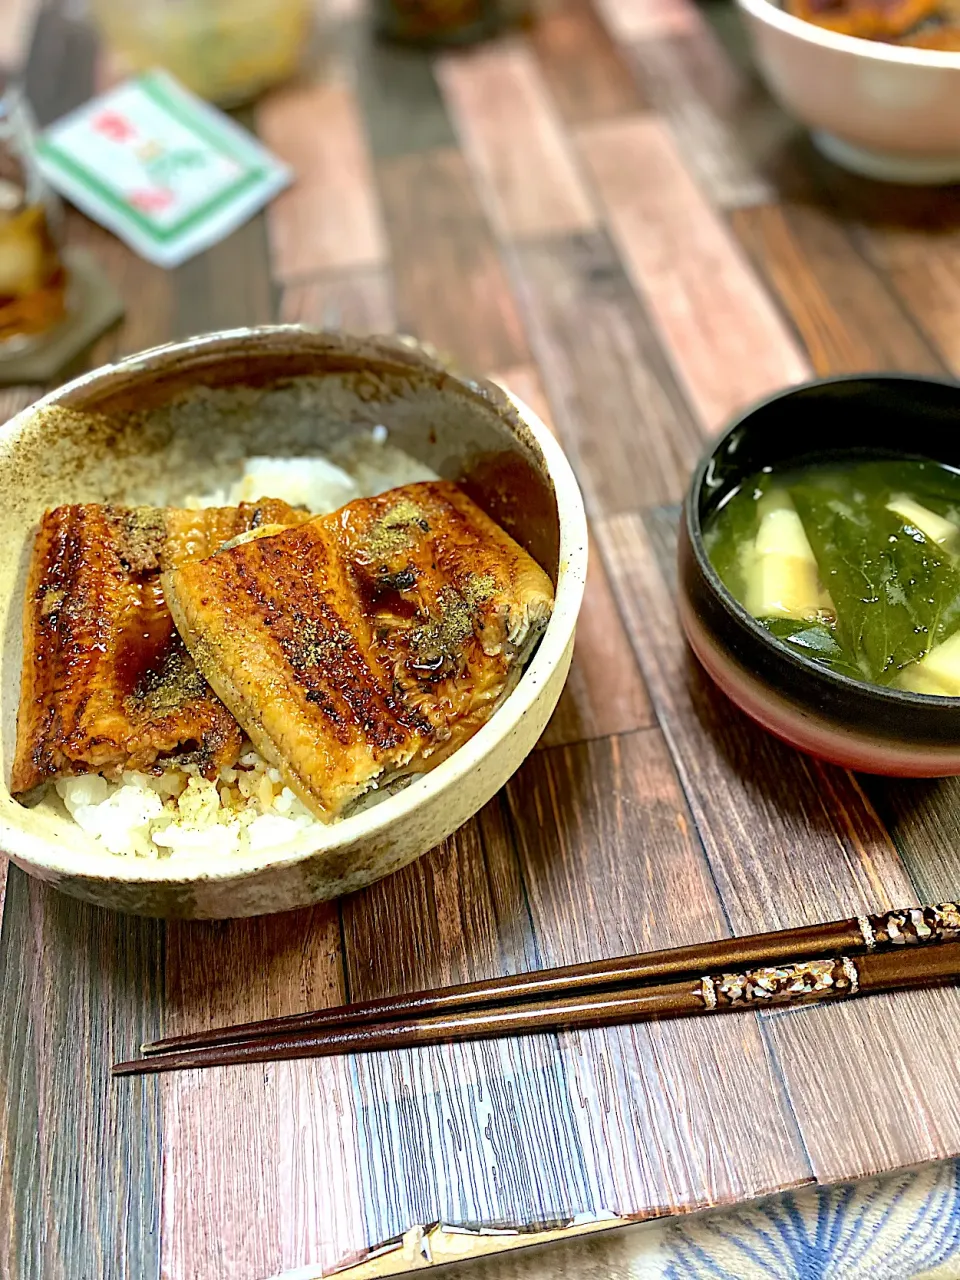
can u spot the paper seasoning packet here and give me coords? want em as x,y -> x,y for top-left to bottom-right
36,70 -> 291,268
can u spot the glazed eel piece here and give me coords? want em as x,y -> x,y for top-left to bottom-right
12,499 -> 308,796
164,481 -> 555,822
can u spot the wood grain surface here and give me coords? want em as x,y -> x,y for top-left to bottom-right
0,873 -> 163,1279
731,203 -> 947,376
625,27 -> 791,210
174,213 -> 275,338
161,906 -> 364,1279
594,0 -> 701,41
859,225 -> 960,375
437,42 -> 597,240
0,0 -> 34,73
538,549 -> 655,749
505,734 -> 810,1211
577,116 -> 810,430
346,28 -> 458,160
377,147 -> 531,370
66,212 -> 174,362
526,0 -> 644,125
280,266 -> 397,333
258,79 -> 387,281
513,231 -> 705,511
4,0 -> 960,1275
22,2 -> 96,126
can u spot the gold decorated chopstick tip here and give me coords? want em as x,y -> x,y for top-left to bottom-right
696,957 -> 859,1011
861,902 -> 960,951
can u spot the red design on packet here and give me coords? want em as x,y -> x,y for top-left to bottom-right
93,111 -> 137,143
128,187 -> 174,213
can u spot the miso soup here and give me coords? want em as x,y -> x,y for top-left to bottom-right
704,457 -> 960,696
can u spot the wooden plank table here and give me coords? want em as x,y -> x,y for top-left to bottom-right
3,1 -> 960,1276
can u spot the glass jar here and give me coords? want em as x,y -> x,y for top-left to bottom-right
374,0 -> 534,45
91,0 -> 313,106
0,90 -> 69,353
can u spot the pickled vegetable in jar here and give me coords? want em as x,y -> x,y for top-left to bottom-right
374,0 -> 534,45
90,0 -> 311,106
0,91 -> 68,350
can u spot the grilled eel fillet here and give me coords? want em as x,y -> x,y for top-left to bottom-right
163,481 -> 555,822
11,499 -> 309,796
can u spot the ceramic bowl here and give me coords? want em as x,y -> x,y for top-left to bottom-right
0,328 -> 587,917
679,373 -> 960,776
737,0 -> 960,184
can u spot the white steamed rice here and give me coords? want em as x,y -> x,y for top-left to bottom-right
53,429 -> 439,859
187,427 -> 436,514
57,751 -> 318,859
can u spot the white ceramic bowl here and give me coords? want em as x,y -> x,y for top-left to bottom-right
0,328 -> 587,918
737,0 -> 960,183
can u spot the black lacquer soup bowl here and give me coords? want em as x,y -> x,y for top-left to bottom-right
679,374 -> 960,776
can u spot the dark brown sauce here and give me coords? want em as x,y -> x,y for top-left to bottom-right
352,561 -> 422,622
113,578 -> 178,698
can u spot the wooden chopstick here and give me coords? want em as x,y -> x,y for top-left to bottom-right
114,941 -> 960,1076
118,906 -> 960,1075
138,902 -> 960,1058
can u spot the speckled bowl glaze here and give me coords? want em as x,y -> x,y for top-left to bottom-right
679,374 -> 960,776
0,328 -> 587,917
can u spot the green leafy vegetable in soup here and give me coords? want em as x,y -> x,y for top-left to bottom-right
704,458 -> 960,696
